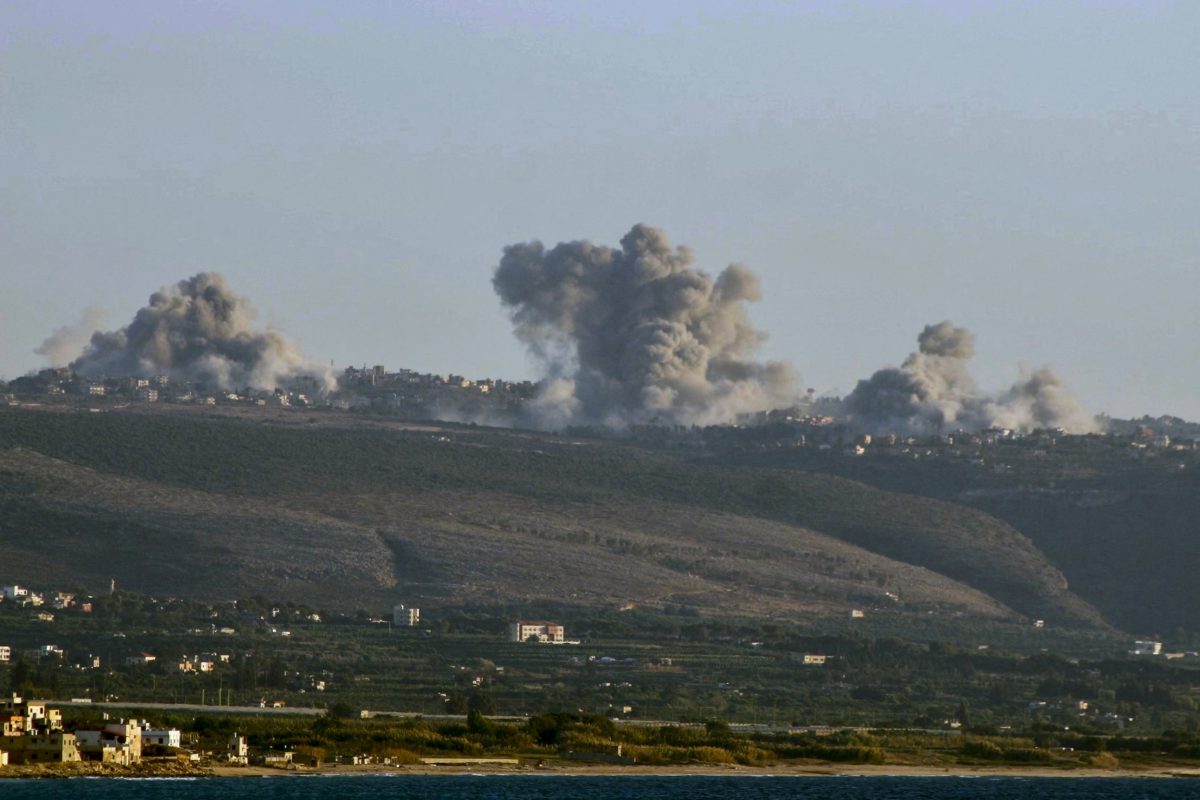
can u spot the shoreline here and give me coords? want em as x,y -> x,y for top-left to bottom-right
204,762 -> 1200,780
6,761 -> 1200,780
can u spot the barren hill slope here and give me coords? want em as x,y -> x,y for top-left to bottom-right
0,406 -> 1103,627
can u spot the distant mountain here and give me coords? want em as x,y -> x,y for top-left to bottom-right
0,406 -> 1106,632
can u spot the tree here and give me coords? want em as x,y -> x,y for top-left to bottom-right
326,701 -> 357,720
467,708 -> 494,735
467,691 -> 496,716
8,657 -> 32,693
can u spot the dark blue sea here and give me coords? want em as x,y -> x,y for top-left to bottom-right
0,775 -> 1196,799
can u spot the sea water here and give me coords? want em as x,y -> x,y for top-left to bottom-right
0,775 -> 1195,799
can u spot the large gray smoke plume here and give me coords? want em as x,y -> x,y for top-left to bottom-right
493,224 -> 797,427
846,321 -> 1097,434
61,273 -> 333,391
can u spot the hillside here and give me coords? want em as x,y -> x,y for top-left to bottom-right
728,437 -> 1200,635
0,405 -> 1103,630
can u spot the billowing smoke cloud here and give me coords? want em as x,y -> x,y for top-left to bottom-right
63,273 -> 334,392
846,321 -> 1097,434
36,307 -> 108,367
493,224 -> 798,427
983,366 -> 1099,434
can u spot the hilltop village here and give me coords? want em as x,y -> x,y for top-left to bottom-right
0,365 -> 536,420
2,366 -> 1197,460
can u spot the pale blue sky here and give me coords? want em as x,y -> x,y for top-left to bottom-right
2,1 -> 1196,419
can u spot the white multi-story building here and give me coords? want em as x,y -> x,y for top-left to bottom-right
228,734 -> 249,765
1132,640 -> 1163,656
0,646 -> 10,663
142,726 -> 182,749
2,586 -> 28,601
392,604 -> 420,627
509,621 -> 565,643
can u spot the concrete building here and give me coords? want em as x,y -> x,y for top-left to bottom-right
142,726 -> 182,749
0,695 -> 80,764
0,732 -> 80,764
1,696 -> 62,734
75,721 -> 142,765
0,646 -> 10,663
509,621 -> 565,643
228,733 -> 249,765
392,604 -> 420,627
177,656 -> 215,674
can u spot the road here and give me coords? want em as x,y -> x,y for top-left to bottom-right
54,700 -> 959,736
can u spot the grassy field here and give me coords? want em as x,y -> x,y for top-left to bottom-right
0,590 -> 1190,735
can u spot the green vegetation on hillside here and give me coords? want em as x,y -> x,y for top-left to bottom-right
0,407 -> 1100,626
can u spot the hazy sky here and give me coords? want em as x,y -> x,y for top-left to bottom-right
2,1 -> 1197,419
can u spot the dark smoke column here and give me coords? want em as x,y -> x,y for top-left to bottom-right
493,224 -> 797,428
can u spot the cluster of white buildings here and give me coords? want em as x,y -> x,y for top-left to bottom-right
1129,640 -> 1198,659
176,652 -> 233,673
0,694 -> 181,768
2,584 -> 94,671
9,368 -> 321,409
1,585 -> 85,612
